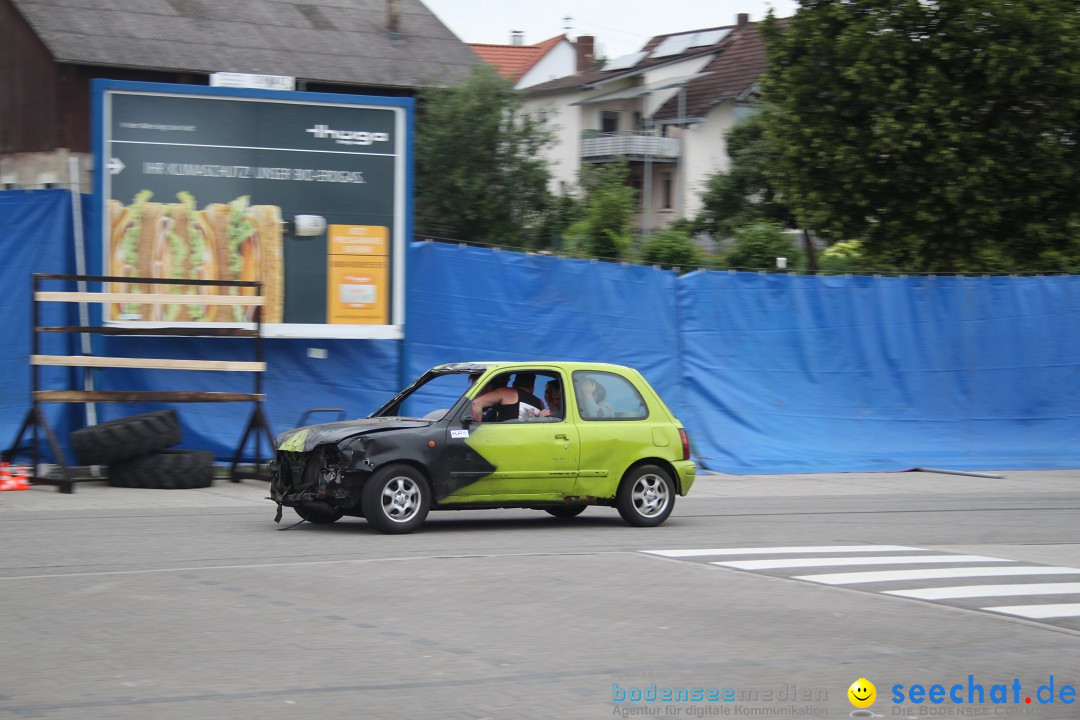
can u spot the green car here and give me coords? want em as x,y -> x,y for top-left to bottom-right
269,361 -> 696,534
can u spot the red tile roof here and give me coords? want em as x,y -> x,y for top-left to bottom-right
469,35 -> 567,83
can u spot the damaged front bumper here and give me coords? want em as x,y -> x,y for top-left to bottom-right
269,446 -> 355,508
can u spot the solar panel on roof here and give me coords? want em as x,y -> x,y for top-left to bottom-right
689,28 -> 730,48
651,28 -> 732,58
602,51 -> 648,71
650,33 -> 696,58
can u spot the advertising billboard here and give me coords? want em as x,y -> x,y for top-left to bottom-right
92,80 -> 412,339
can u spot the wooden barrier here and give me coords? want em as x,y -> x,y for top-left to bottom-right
5,273 -> 275,493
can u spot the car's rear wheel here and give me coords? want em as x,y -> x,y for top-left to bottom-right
545,505 -> 587,518
616,464 -> 675,527
362,464 -> 431,534
294,502 -> 345,524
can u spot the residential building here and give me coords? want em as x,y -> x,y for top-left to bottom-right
470,32 -> 595,89
0,0 -> 480,190
522,14 -> 774,232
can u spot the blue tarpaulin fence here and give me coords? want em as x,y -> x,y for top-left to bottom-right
2,190 -> 1078,473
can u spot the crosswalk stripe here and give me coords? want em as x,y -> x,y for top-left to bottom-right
884,583 -> 1080,600
982,603 -> 1080,619
794,566 -> 1080,585
712,554 -> 1015,571
643,545 -> 919,558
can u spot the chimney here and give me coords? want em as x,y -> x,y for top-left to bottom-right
737,13 -> 749,26
511,30 -> 524,45
576,35 -> 595,71
386,0 -> 400,35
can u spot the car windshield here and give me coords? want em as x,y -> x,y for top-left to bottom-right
370,370 -> 478,420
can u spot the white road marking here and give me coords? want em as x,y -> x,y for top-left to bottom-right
712,554 -> 1016,570
794,566 -> 1080,585
884,583 -> 1080,600
982,604 -> 1080,619
644,545 -> 919,558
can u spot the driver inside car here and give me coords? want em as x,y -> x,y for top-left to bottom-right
470,372 -> 545,422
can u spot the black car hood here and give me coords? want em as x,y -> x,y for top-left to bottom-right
276,417 -> 430,452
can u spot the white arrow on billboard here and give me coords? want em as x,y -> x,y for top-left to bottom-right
108,158 -> 126,175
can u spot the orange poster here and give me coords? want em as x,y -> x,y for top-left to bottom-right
327,224 -> 389,324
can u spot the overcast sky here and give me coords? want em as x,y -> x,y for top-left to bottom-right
422,0 -> 801,59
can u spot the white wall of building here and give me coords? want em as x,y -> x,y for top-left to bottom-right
678,100 -> 739,219
523,91 -> 584,193
516,41 -> 577,89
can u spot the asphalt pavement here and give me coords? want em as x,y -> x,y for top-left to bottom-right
1,469 -> 1078,720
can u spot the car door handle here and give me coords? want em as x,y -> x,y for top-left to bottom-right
554,433 -> 569,441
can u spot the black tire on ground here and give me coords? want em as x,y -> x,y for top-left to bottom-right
615,464 -> 676,527
71,410 -> 182,466
361,464 -> 431,534
294,503 -> 345,524
545,505 -> 587,519
108,449 -> 215,490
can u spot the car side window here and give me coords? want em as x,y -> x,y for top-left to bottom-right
466,370 -> 564,423
572,371 -> 648,420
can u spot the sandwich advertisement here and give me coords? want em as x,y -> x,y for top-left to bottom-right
93,80 -> 412,339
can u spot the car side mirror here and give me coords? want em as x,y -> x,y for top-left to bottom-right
461,416 -> 474,427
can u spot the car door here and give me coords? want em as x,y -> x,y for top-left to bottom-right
441,370 -> 579,502
570,369 -> 658,498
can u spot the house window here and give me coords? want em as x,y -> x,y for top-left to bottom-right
662,173 -> 673,209
734,103 -> 759,123
601,110 -> 619,134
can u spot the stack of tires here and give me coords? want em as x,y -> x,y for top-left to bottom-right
70,410 -> 216,489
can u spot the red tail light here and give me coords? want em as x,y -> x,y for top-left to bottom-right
678,428 -> 690,461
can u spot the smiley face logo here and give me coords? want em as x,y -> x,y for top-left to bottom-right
848,678 -> 876,708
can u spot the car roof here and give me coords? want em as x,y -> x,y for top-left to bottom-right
434,361 -> 637,374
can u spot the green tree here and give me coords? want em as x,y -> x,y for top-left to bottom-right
415,64 -> 554,246
533,189 -> 584,250
563,159 -> 636,260
722,221 -> 803,272
696,113 -> 792,238
641,228 -> 702,272
760,1 -> 1080,273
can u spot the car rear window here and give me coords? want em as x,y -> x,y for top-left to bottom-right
572,371 -> 649,420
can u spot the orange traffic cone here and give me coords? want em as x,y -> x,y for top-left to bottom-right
12,466 -> 30,490
0,462 -> 13,492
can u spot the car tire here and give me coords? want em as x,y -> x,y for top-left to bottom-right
108,449 -> 215,490
545,505 -> 587,519
294,503 -> 345,524
616,464 -> 675,527
361,464 -> 431,534
71,410 -> 182,466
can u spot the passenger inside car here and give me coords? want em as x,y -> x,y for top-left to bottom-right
540,380 -> 564,419
576,375 -> 614,418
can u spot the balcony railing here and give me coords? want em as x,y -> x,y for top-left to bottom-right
580,131 -> 681,161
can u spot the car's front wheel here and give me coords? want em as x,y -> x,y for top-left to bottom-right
362,464 -> 431,534
294,502 -> 345,524
616,464 -> 675,527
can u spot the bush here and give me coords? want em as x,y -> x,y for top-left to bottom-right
562,159 -> 636,260
641,229 -> 701,272
722,222 -> 802,272
818,240 -> 867,274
